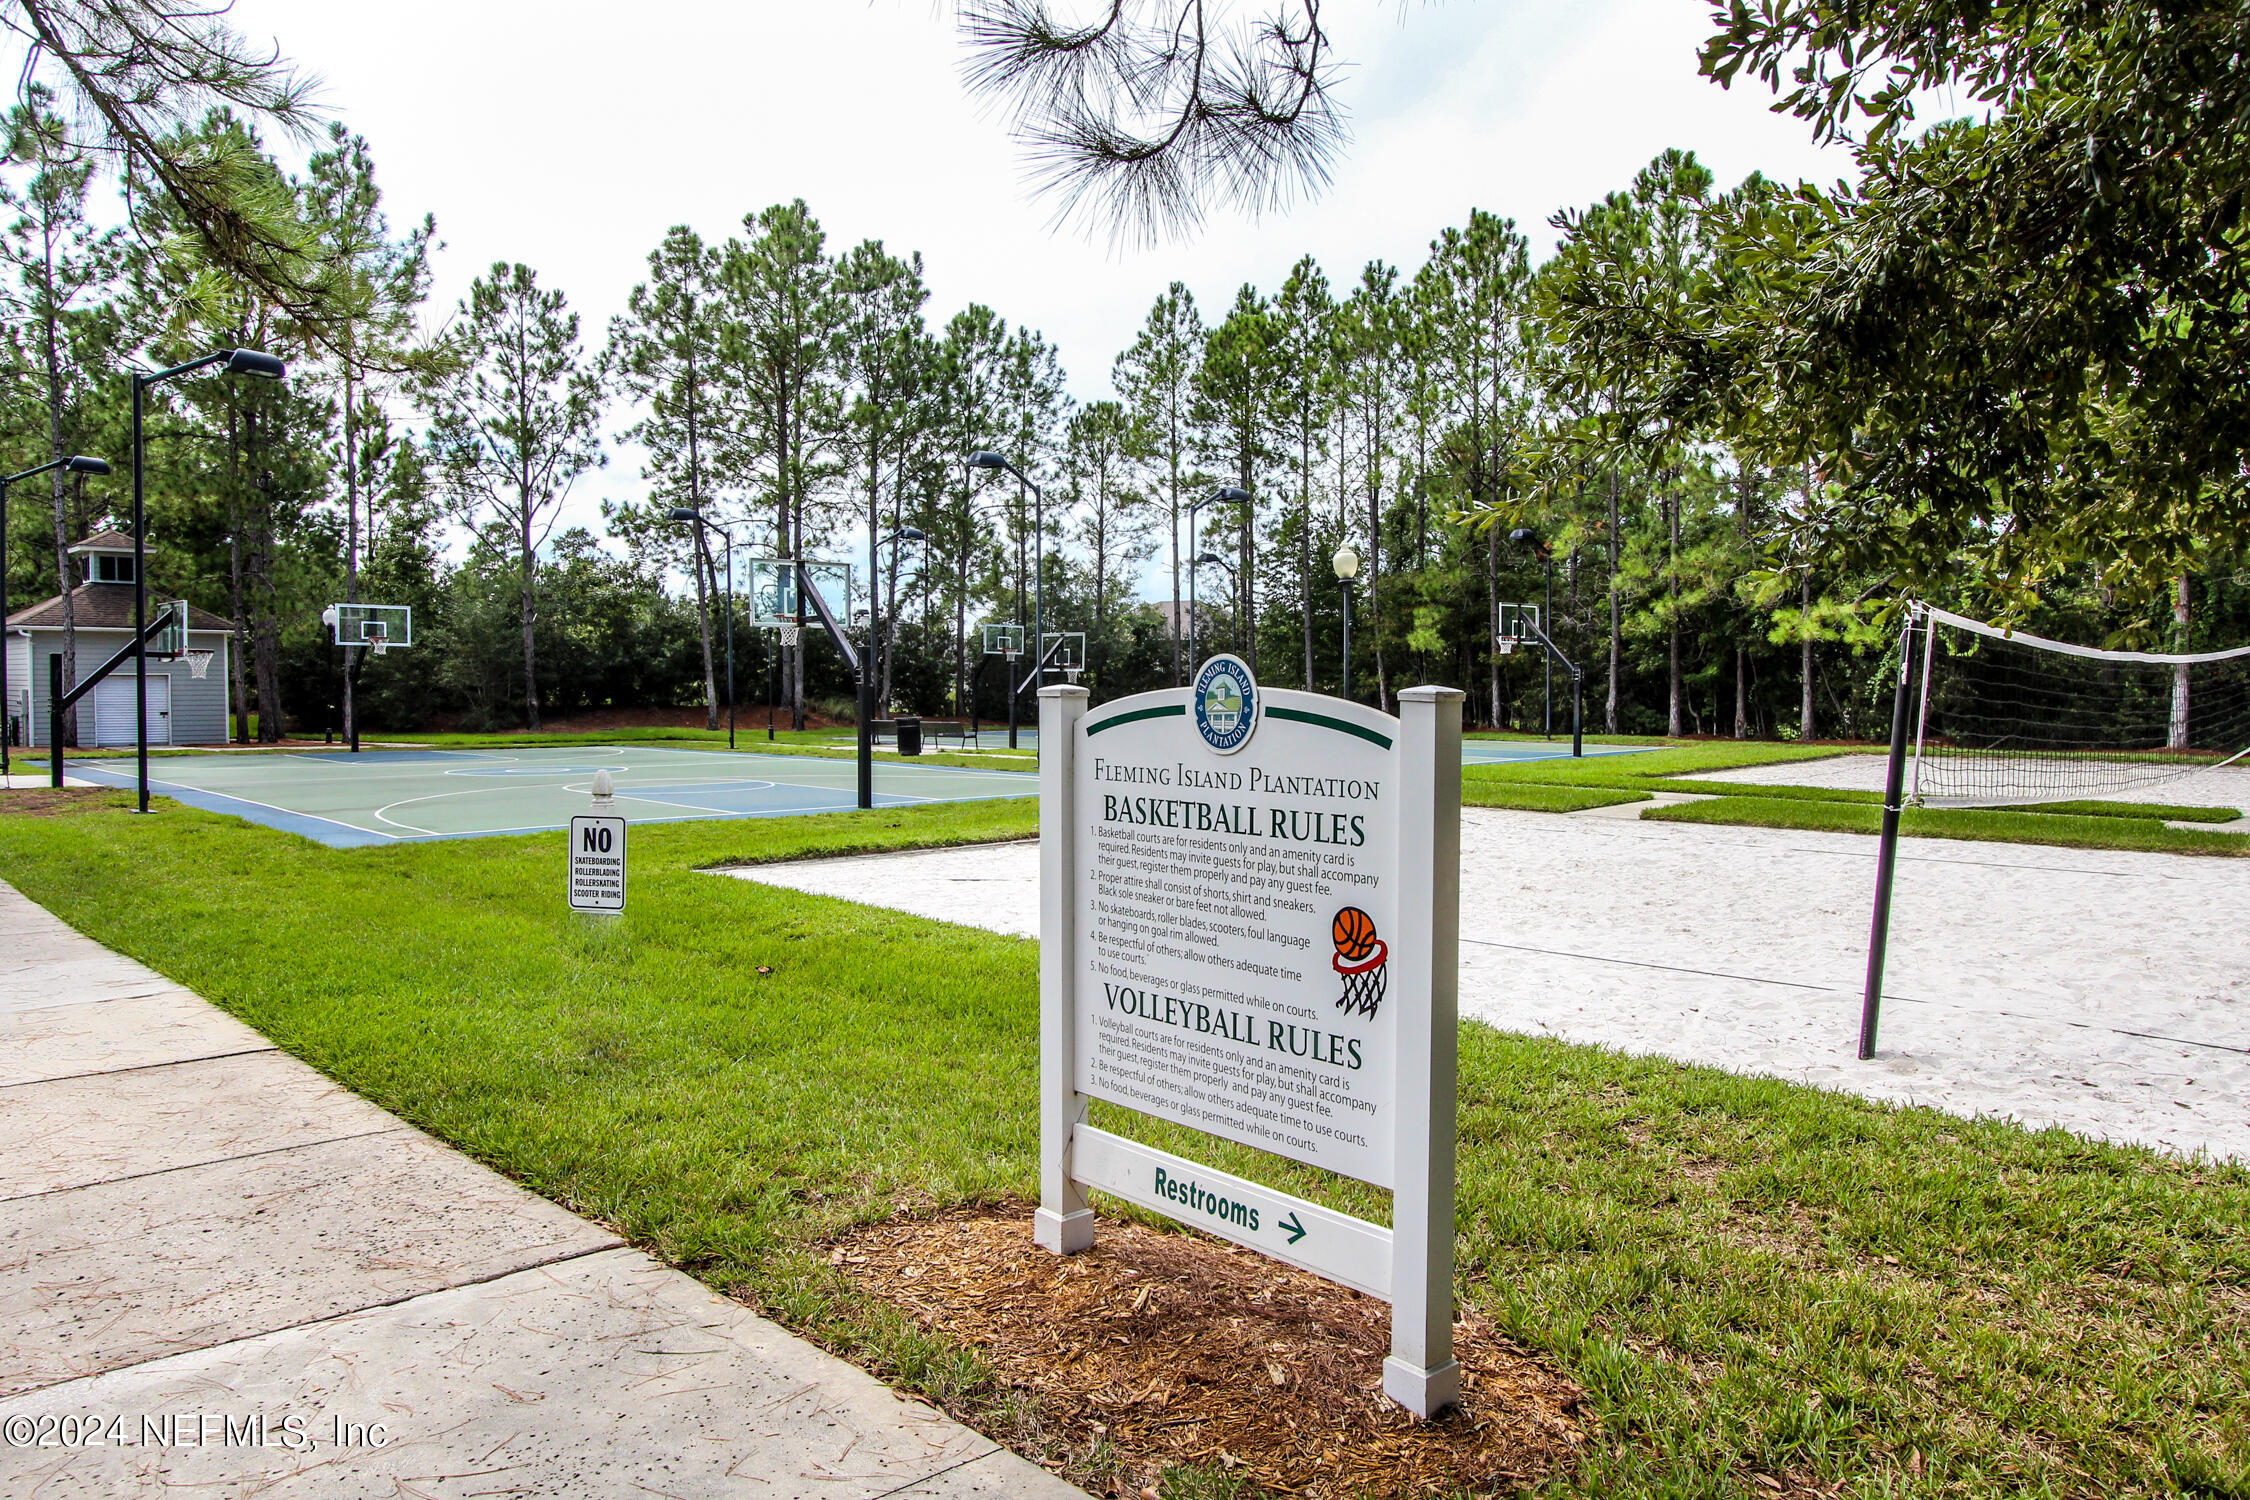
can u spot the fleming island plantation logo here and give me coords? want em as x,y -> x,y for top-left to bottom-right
1192,653 -> 1259,754
1331,905 -> 1390,1019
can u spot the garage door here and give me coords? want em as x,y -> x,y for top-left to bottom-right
91,672 -> 170,746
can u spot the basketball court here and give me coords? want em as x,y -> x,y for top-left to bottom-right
67,745 -> 1035,848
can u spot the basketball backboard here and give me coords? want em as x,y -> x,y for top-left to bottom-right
1497,603 -> 1540,655
1043,632 -> 1087,676
146,600 -> 188,659
749,559 -> 852,628
327,603 -> 413,649
983,622 -> 1025,657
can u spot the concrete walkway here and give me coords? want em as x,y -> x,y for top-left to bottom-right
0,879 -> 1083,1498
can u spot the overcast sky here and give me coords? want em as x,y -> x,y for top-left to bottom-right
214,0 -> 1854,558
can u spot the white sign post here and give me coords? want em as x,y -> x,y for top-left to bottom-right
1037,659 -> 1464,1418
569,771 -> 627,915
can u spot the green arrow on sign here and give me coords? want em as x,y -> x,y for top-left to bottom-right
1278,1212 -> 1306,1246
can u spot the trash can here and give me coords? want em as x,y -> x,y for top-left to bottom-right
897,717 -> 923,756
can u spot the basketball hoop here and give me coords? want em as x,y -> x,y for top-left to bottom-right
1496,638 -> 1517,656
370,638 -> 388,657
183,649 -> 216,680
1330,906 -> 1389,1020
1062,666 -> 1083,685
780,625 -> 802,649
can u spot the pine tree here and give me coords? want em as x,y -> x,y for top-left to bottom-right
720,201 -> 840,730
1113,284 -> 1203,683
1,89 -> 120,744
607,226 -> 725,727
425,263 -> 604,731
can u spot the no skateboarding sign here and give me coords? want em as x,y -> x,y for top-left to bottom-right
1037,659 -> 1465,1417
568,815 -> 627,913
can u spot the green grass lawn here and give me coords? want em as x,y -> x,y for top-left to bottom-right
1464,742 -> 2248,856
1,790 -> 2242,1497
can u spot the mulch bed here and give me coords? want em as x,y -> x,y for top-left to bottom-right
0,787 -> 123,816
828,1203 -> 1590,1498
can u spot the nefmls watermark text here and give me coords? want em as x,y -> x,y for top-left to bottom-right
4,1411 -> 392,1452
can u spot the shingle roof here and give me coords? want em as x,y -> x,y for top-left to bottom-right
7,583 -> 234,633
66,529 -> 138,554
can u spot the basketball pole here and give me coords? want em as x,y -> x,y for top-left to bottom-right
1859,608 -> 1923,1060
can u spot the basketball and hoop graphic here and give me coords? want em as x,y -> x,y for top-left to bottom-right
1331,906 -> 1389,1019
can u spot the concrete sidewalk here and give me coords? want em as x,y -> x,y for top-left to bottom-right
0,879 -> 1083,1498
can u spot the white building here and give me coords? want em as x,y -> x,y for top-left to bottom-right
5,530 -> 234,748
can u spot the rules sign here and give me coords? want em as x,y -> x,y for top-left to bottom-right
568,815 -> 627,912
1036,661 -> 1465,1418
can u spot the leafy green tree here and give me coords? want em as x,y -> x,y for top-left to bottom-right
1698,3 -> 2250,605
424,262 -> 604,731
1542,149 -> 1718,734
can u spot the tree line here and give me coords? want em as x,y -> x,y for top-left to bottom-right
8,49 -> 2245,744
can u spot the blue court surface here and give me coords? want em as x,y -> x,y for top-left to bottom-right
1459,738 -> 1650,765
69,745 -> 1036,849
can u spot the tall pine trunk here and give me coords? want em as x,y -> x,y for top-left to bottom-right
1666,481 -> 1682,739
1605,468 -> 1621,735
1486,524 -> 1500,731
41,278 -> 77,747
1800,570 -> 1816,741
518,495 -> 539,732
1300,424 -> 1313,690
692,532 -> 718,730
2170,573 -> 2192,749
342,366 -> 360,744
1237,455 -> 1256,671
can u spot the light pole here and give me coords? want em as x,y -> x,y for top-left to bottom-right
132,348 -> 284,809
1332,543 -> 1360,701
667,507 -> 737,750
1509,527 -> 1556,738
1183,486 -> 1250,677
969,452 -> 1046,748
1192,551 -> 1235,661
1,454 -> 111,777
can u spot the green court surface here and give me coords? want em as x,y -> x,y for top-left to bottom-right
69,745 -> 1036,848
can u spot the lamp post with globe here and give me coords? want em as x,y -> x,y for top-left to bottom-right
1332,543 -> 1360,701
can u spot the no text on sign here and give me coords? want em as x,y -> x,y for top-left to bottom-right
568,815 -> 627,912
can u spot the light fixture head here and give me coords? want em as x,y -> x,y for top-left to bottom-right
65,455 -> 111,475
967,451 -> 1009,470
1215,486 -> 1251,503
898,526 -> 926,541
666,507 -> 702,522
225,348 -> 286,380
1194,551 -> 1228,567
1508,527 -> 1538,544
1332,544 -> 1360,580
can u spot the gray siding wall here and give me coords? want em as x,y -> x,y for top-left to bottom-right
4,632 -> 28,749
18,628 -> 231,747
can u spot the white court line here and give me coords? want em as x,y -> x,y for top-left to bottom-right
69,763 -> 401,840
